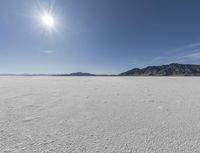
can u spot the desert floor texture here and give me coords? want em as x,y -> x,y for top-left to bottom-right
0,77 -> 200,153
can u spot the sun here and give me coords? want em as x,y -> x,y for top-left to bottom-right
41,14 -> 54,29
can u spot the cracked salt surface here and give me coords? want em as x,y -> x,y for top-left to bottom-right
0,77 -> 200,153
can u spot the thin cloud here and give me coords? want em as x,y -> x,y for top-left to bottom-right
41,50 -> 56,54
151,56 -> 164,62
151,42 -> 200,64
168,59 -> 185,64
188,43 -> 200,48
169,51 -> 200,64
166,42 -> 200,55
181,51 -> 200,60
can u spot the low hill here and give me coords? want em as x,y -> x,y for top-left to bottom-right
68,72 -> 95,76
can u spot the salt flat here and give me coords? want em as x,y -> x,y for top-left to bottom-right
0,77 -> 200,153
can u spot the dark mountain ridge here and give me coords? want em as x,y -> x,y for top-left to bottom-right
120,63 -> 200,76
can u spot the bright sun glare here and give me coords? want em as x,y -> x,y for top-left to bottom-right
41,14 -> 54,29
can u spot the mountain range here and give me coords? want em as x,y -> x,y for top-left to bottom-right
0,63 -> 200,76
120,63 -> 200,76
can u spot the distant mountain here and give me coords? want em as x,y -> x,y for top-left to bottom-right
120,63 -> 200,76
68,72 -> 95,76
0,72 -> 95,76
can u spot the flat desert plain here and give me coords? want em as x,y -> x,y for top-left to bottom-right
0,77 -> 200,153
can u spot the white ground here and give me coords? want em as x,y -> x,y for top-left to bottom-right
0,77 -> 200,153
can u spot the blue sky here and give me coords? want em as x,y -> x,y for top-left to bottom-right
0,0 -> 200,74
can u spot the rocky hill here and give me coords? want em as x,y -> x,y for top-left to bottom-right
120,63 -> 200,76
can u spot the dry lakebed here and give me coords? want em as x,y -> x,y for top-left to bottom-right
0,77 -> 200,153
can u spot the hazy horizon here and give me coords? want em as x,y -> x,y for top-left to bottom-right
1,0 -> 200,74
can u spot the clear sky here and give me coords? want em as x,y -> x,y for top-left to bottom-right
0,0 -> 200,74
